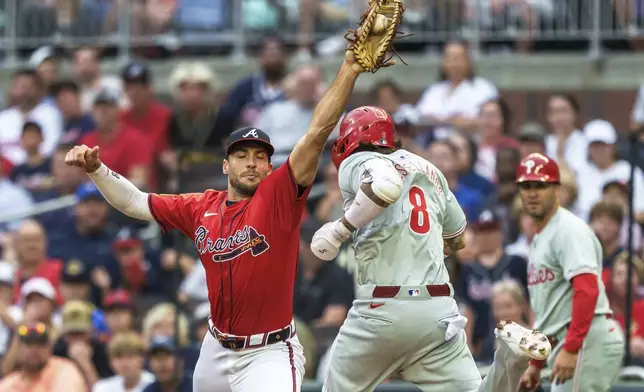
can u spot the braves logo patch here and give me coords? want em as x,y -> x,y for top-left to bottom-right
194,225 -> 270,262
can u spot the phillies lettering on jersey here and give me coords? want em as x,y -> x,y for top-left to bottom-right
195,225 -> 270,262
338,150 -> 465,286
148,160 -> 311,335
527,264 -> 555,287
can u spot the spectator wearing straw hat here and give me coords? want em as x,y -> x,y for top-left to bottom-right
93,331 -> 155,392
52,300 -> 113,384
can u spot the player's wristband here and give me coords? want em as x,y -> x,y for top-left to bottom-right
529,359 -> 546,369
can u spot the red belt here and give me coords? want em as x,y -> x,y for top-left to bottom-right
372,284 -> 452,298
209,320 -> 296,350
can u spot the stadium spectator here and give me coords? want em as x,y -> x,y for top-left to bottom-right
79,90 -> 152,188
371,80 -> 420,151
516,122 -> 547,158
53,300 -> 113,384
0,160 -> 34,234
141,303 -> 190,348
293,219 -> 354,329
143,336 -> 192,392
0,263 -> 15,357
446,132 -> 495,195
181,302 -> 210,375
9,121 -> 55,195
12,220 -> 63,303
120,62 -> 171,165
426,139 -> 484,222
256,64 -> 326,166
111,228 -> 165,296
555,168 -> 579,215
53,81 -> 96,145
455,209 -> 528,358
505,196 -> 537,259
17,0 -> 105,53
72,47 -> 125,112
590,201 -> 627,274
456,227 -> 479,264
215,36 -> 288,134
416,40 -> 498,141
93,331 -> 155,392
607,252 -> 644,359
296,0 -> 351,59
577,119 -> 644,222
103,289 -> 136,336
483,147 -> 522,242
474,98 -> 519,182
544,93 -> 588,174
177,261 -> 208,304
47,183 -> 118,272
0,69 -> 62,165
602,180 -> 643,250
314,162 -> 344,223
479,279 -> 532,363
166,62 -> 223,167
0,323 -> 86,392
28,47 -> 60,105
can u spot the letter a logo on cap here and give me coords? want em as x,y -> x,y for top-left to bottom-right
243,129 -> 259,138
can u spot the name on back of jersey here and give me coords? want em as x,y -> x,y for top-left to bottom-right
394,160 -> 443,195
194,225 -> 270,262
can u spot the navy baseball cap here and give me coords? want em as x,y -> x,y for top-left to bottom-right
226,127 -> 274,157
61,259 -> 91,284
472,209 -> 501,231
122,62 -> 151,84
76,182 -> 104,202
147,336 -> 177,355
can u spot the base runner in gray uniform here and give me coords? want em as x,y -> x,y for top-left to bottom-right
516,153 -> 624,392
310,106 -> 552,392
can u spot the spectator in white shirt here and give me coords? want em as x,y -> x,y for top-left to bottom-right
93,331 -> 155,392
0,161 -> 34,233
416,41 -> 498,141
0,69 -> 62,165
576,119 -> 644,222
544,93 -> 589,175
72,47 -> 125,113
0,262 -> 16,357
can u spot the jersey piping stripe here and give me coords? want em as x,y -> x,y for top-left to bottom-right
571,346 -> 584,392
147,194 -> 169,233
443,221 -> 467,239
286,340 -> 296,392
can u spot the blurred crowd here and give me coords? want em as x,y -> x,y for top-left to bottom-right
4,0 -> 644,59
0,30 -> 643,391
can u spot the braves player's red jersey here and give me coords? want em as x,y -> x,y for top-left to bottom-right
148,159 -> 311,335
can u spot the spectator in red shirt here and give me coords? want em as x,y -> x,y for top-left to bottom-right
120,62 -> 171,158
608,251 -> 644,359
12,220 -> 63,304
79,90 -> 152,188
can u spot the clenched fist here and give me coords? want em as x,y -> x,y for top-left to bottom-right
65,145 -> 102,173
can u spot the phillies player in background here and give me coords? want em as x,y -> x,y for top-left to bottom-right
516,153 -> 624,392
310,107 -> 551,392
64,50 -> 367,391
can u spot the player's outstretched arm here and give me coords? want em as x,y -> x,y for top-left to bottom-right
65,145 -> 154,222
289,54 -> 364,187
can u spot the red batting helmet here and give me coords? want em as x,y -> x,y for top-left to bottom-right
331,106 -> 396,168
516,153 -> 560,184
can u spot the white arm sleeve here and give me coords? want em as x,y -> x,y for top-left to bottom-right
86,164 -> 154,222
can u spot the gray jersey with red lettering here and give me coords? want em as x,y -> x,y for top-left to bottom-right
337,149 -> 466,286
527,207 -> 612,336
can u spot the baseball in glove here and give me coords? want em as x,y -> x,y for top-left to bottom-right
345,0 -> 409,73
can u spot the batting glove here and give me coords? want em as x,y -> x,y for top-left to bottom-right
310,220 -> 352,261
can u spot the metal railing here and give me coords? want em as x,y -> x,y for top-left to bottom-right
0,0 -> 643,65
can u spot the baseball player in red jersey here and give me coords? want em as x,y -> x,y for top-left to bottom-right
64,52 -> 367,391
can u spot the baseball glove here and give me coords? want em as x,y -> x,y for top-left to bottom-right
345,0 -> 408,73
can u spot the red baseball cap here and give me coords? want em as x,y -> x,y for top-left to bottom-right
104,289 -> 132,309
